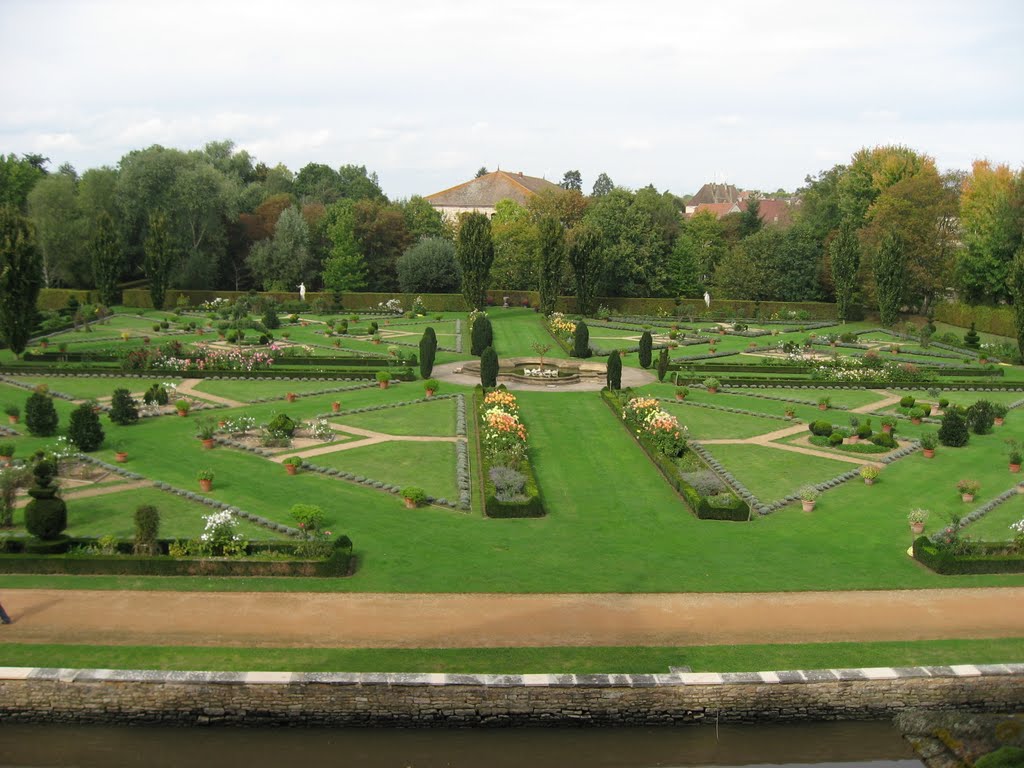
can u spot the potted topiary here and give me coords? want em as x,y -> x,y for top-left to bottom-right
857,419 -> 873,441
332,400 -> 341,413
676,387 -> 689,401
400,486 -> 427,509
175,399 -> 191,417
993,403 -> 1009,426
908,508 -> 928,535
956,479 -> 980,503
4,404 -> 19,424
285,392 -> 297,403
909,406 -> 925,425
920,432 -> 938,458
283,456 -> 303,476
1007,440 -> 1023,473
424,379 -> 439,398
197,469 -> 215,492
703,377 -> 720,394
0,442 -> 13,465
798,485 -> 819,512
859,465 -> 880,485
817,396 -> 830,411
938,397 -> 950,412
376,370 -> 392,390
195,418 -> 217,448
785,405 -> 796,418
881,416 -> 896,435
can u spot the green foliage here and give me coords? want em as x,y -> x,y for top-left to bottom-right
899,395 -> 916,408
967,400 -> 996,435
290,503 -> 326,532
0,205 -> 43,356
142,383 -> 168,406
638,330 -> 653,368
399,487 -> 427,505
68,402 -> 105,451
572,320 -> 591,358
830,219 -> 860,321
266,413 -> 297,438
133,505 -> 160,555
143,210 -> 174,310
419,326 -> 438,378
24,460 -> 67,541
456,212 -> 495,310
397,237 -> 460,293
246,206 -> 314,291
567,221 -> 603,316
480,346 -> 498,387
874,231 -> 905,326
24,391 -> 58,436
261,304 -> 281,330
809,420 -> 834,437
537,216 -> 566,315
656,347 -> 669,382
108,388 -> 139,425
471,315 -> 493,356
976,746 -> 1024,768
606,350 -> 622,390
964,321 -> 981,349
91,210 -> 123,306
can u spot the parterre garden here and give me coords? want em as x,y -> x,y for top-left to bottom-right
2,295 -> 1024,592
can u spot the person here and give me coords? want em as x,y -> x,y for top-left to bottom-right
0,597 -> 11,624
298,282 -> 306,301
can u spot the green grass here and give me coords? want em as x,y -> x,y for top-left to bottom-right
309,440 -> 460,501
491,309 -> 569,359
1,375 -> 164,401
700,443 -> 857,503
664,401 -> 788,440
192,378 -> 371,402
333,398 -> 455,436
0,638 -> 1019,673
961,493 -> 1024,541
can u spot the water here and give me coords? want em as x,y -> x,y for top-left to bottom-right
0,721 -> 922,767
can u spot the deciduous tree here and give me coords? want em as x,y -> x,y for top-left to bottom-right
591,172 -> 614,197
397,237 -> 460,293
0,206 -> 42,356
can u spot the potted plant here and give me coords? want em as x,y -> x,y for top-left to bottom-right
4,404 -> 19,424
908,508 -> 928,535
175,398 -> 191,417
993,403 -> 1009,426
703,377 -> 720,394
676,386 -> 689,401
1007,440 -> 1023,472
331,400 -> 341,413
195,418 -> 218,448
371,332 -> 382,345
909,406 -> 925,425
956,479 -> 980,503
847,416 -> 860,444
798,485 -> 819,512
283,456 -> 303,476
938,397 -> 950,412
388,345 -> 400,357
817,396 -> 830,411
285,392 -> 297,403
0,442 -> 13,465
880,416 -> 896,435
376,370 -> 392,390
197,469 -> 215,492
859,465 -> 880,485
919,432 -> 938,458
113,441 -> 128,463
857,419 -> 873,441
401,486 -> 427,509
424,379 -> 439,398
784,405 -> 795,418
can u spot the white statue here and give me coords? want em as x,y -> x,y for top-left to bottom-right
298,282 -> 306,301
703,291 -> 711,308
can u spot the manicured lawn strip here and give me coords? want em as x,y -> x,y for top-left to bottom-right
894,389 -> 1024,407
723,387 -> 890,409
661,401 -> 788,440
192,378 -> 377,402
492,309 -> 569,359
698,444 -> 854,503
8,487 -> 286,540
1,375 -> 174,401
0,638 -> 1020,674
309,441 -> 459,501
961,494 -> 1024,541
332,398 -> 455,436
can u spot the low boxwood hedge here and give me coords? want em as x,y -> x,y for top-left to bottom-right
912,537 -> 1024,574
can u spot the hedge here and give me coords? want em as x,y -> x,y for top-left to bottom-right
37,289 -> 98,311
0,364 -> 416,382
22,350 -> 416,369
935,302 -> 1016,338
601,390 -> 749,522
0,537 -> 354,577
912,537 -> 1024,574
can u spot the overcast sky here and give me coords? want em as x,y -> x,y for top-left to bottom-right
2,0 -> 1022,199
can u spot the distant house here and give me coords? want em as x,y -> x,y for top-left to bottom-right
686,182 -> 793,227
425,170 -> 560,221
685,183 -> 744,215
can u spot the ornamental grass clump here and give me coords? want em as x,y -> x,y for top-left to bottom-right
623,397 -> 688,458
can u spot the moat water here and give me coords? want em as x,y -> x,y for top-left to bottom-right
0,721 -> 922,767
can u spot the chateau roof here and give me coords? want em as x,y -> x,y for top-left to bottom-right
425,170 -> 559,208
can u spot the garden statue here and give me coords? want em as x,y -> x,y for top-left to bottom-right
704,291 -> 711,308
298,282 -> 306,301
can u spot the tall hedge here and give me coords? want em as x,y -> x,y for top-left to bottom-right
638,330 -> 653,368
68,403 -> 105,451
480,346 -> 498,387
572,320 -> 591,358
471,316 -> 493,356
606,350 -> 622,390
25,391 -> 58,436
419,326 -> 438,378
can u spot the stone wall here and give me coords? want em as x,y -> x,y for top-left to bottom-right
0,664 -> 1021,727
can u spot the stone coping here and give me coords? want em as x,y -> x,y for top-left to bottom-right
0,664 -> 1019,687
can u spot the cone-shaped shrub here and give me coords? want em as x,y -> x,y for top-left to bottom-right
656,348 -> 669,382
68,402 -> 105,451
471,316 -> 493,356
638,331 -> 653,368
607,350 -> 622,390
25,391 -> 58,436
938,406 -> 970,447
480,346 -> 498,387
572,320 -> 591,358
419,326 -> 438,378
109,388 -> 140,425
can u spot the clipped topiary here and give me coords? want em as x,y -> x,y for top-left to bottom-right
267,413 -> 297,438
133,504 -> 160,555
480,346 -> 498,387
939,406 -> 970,447
572,320 -> 591,358
656,348 -> 669,382
25,390 -> 59,437
419,326 -> 438,378
606,350 -> 622,390
109,388 -> 140,425
964,322 -> 981,349
67,402 -> 105,451
638,330 -> 653,368
24,459 -> 67,540
261,305 -> 281,330
899,395 -> 916,409
471,316 -> 493,356
809,420 -> 834,437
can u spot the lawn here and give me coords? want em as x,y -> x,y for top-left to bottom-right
309,440 -> 460,501
698,443 -> 857,503
491,308 -> 569,359
333,397 -> 456,436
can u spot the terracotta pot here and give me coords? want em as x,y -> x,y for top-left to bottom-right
199,479 -> 213,492
911,522 -> 925,535
801,500 -> 815,513
201,438 -> 214,449
379,381 -> 389,389
785,411 -> 794,418
177,409 -> 188,417
332,402 -> 341,413
285,464 -> 298,475
676,394 -> 685,401
847,436 -> 860,444
404,498 -> 417,510
286,393 -> 296,402
115,452 -> 128,463
995,417 -> 1005,426
863,478 -> 874,486
7,415 -> 17,424
961,493 -> 974,503
1010,463 -> 1021,473
218,420 -> 226,428
818,404 -> 826,411
922,448 -> 935,458
882,425 -> 892,434
0,454 -> 11,466
911,418 -> 922,425
707,387 -> 717,394
425,389 -> 435,398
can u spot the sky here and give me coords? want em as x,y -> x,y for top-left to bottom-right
2,0 -> 1023,199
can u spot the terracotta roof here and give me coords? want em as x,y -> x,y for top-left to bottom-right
689,182 -> 742,207
425,171 -> 559,208
691,202 -> 739,218
738,199 -> 793,226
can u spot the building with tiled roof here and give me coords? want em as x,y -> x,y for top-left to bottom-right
425,170 -> 560,221
685,182 -> 744,214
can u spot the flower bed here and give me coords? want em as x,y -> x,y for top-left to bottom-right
476,387 -> 544,518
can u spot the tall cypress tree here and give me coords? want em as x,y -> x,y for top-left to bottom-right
456,212 -> 494,310
572,320 -> 591,358
874,231 -> 905,327
91,210 -> 123,307
830,219 -> 860,322
419,326 -> 438,378
567,222 -> 603,317
1009,249 -> 1024,362
144,210 -> 174,310
0,205 -> 42,357
638,331 -> 653,368
656,348 -> 669,382
606,350 -> 622,390
537,216 -> 566,316
480,346 -> 498,387
471,316 -> 493,356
